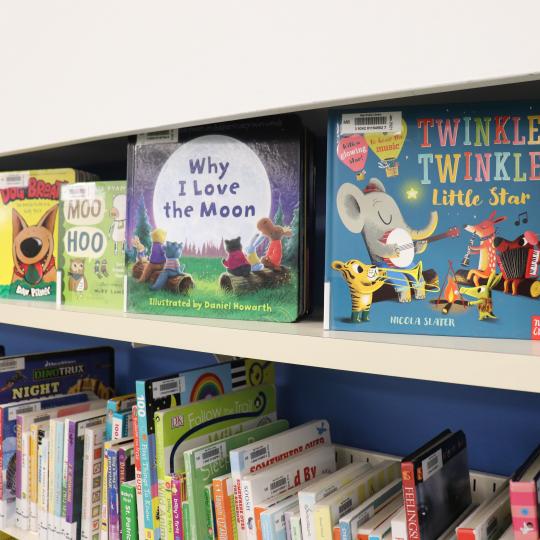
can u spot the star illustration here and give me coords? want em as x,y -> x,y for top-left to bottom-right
406,187 -> 419,200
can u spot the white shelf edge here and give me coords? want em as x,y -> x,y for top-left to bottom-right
0,301 -> 539,393
0,526 -> 36,540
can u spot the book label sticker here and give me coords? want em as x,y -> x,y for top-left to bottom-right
61,182 -> 97,201
194,441 -> 227,470
136,129 -> 179,146
0,356 -> 25,373
422,449 -> 443,481
0,171 -> 29,188
152,377 -> 181,399
341,112 -> 402,134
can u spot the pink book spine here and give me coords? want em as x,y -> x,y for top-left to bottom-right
510,480 -> 539,540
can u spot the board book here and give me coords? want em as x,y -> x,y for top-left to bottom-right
60,180 -> 127,310
325,103 -> 540,339
106,394 -> 136,441
126,116 -> 311,323
0,168 -> 98,301
136,358 -> 274,540
184,419 -> 289,540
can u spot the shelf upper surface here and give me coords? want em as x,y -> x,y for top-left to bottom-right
1,2 -> 540,156
0,301 -> 539,393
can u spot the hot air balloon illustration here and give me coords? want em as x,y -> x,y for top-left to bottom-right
365,119 -> 408,177
337,134 -> 369,181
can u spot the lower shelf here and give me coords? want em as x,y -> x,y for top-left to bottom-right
0,300 -> 539,392
0,526 -> 36,540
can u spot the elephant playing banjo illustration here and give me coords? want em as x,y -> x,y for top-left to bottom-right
336,177 -> 440,302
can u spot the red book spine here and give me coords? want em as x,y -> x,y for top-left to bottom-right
456,528 -> 476,540
401,461 -> 420,540
510,480 -> 539,540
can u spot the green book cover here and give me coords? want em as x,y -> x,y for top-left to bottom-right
182,501 -> 191,540
204,483 -> 215,540
60,180 -> 127,309
154,385 -> 277,483
184,420 -> 289,540
120,480 -> 139,540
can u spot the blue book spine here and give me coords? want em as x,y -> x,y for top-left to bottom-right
340,521 -> 351,540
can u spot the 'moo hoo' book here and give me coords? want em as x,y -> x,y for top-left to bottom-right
325,102 -> 540,339
126,116 -> 310,322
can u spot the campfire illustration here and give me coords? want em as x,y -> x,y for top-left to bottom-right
431,262 -> 469,314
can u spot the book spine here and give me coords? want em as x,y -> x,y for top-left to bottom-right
61,420 -> 70,540
65,421 -> 76,523
132,405 -> 145,540
171,476 -> 183,540
510,480 -> 538,540
54,422 -> 65,540
113,416 -> 123,441
81,429 -> 94,540
30,425 -> 39,532
401,462 -> 419,540
204,483 -> 216,540
333,525 -> 340,540
136,381 -> 159,540
16,430 -> 30,530
390,510 -> 407,540
121,482 -> 139,540
119,448 -> 127,540
15,415 -> 22,500
0,408 -> 4,502
213,476 -> 233,540
314,505 -> 332,540
456,530 -> 476,540
47,420 -> 57,539
38,434 -> 49,540
290,515 -> 302,540
100,444 -> 110,540
340,520 -> 351,540
182,501 -> 191,540
284,511 -> 295,540
109,449 -> 121,540
166,476 -> 174,540
158,478 -> 170,540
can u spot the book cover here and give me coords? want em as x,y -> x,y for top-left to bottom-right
112,409 -> 133,441
213,473 -> 235,540
184,419 -> 289,540
0,169 -> 94,301
60,180 -> 127,310
401,430 -> 471,540
230,419 -> 331,540
37,428 -> 49,539
106,394 -> 137,442
121,480 -> 139,540
81,423 -> 106,540
136,358 -> 274,540
126,117 -> 308,323
325,104 -> 540,339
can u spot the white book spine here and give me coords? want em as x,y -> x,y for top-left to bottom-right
242,446 -> 336,540
81,427 -> 95,540
290,514 -> 303,540
61,419 -> 70,540
391,509 -> 407,540
16,430 -> 31,530
38,434 -> 49,540
230,420 -> 331,540
47,420 -> 57,540
30,428 -> 38,532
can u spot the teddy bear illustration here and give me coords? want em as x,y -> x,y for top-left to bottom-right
138,228 -> 167,283
150,241 -> 185,291
68,258 -> 88,292
257,218 -> 292,271
222,237 -> 251,277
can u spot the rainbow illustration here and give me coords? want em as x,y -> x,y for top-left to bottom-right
189,373 -> 226,401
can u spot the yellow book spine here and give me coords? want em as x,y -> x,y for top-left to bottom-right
314,506 -> 332,540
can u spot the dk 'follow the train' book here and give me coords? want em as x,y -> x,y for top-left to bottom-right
325,102 -> 540,339
126,116 -> 309,322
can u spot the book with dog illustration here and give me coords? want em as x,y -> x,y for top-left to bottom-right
126,116 -> 310,322
59,180 -> 127,310
325,102 -> 540,339
0,168 -> 97,301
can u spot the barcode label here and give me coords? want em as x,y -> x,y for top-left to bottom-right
152,377 -> 181,399
341,112 -> 402,134
61,182 -> 97,201
137,129 -> 179,145
485,516 -> 498,539
194,442 -> 226,469
249,445 -> 269,464
422,448 -> 443,481
354,505 -> 375,527
178,376 -> 186,394
0,171 -> 29,189
338,497 -> 353,517
269,475 -> 288,495
8,402 -> 40,421
0,356 -> 25,373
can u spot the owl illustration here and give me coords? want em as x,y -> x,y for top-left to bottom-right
68,258 -> 88,292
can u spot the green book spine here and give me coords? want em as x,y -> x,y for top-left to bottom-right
230,492 -> 238,540
204,484 -> 215,540
182,501 -> 191,540
184,420 -> 289,540
165,476 -> 174,540
120,481 -> 139,540
158,477 -> 171,540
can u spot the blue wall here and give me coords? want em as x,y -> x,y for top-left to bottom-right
1,324 -> 539,477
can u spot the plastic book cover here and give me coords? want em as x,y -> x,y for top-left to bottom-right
325,103 -> 540,339
0,169 -> 92,301
401,430 -> 471,540
126,116 -> 308,323
0,346 -> 115,403
60,180 -> 127,310
136,358 -> 274,540
184,419 -> 289,540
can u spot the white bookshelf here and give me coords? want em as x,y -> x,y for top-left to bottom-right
0,300 -> 539,393
0,527 -> 36,540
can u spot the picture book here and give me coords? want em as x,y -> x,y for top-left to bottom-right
0,346 -> 115,403
37,428 -> 49,539
131,404 -> 145,540
154,385 -> 277,540
136,358 -> 274,540
106,394 -> 136,441
401,430 -> 471,540
184,419 -> 289,540
390,508 -> 407,540
0,168 -> 97,301
81,423 -> 106,540
356,495 -> 403,540
112,409 -> 133,440
230,419 -> 331,540
126,116 -> 310,323
325,103 -> 540,339
509,443 -> 540,540
60,180 -> 127,310
120,480 -> 138,540
260,497 -> 298,540
213,473 -> 235,540
171,474 -> 183,540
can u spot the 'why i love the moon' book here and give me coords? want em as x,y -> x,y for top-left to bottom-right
325,102 -> 540,339
126,116 -> 310,322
